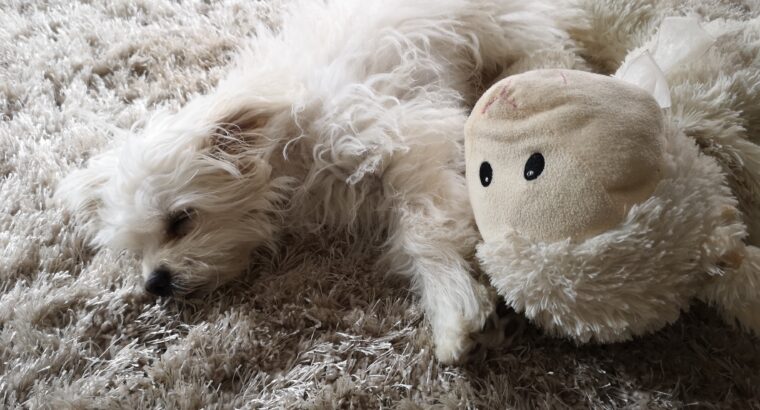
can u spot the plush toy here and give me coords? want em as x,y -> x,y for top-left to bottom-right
465,17 -> 760,343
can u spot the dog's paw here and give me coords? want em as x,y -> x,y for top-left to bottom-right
432,311 -> 487,364
436,298 -> 525,364
432,284 -> 495,364
433,323 -> 475,365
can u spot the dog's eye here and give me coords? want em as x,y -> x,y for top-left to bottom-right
167,209 -> 195,239
524,153 -> 544,181
479,161 -> 493,187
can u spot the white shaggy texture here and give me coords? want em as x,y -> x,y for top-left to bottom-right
1,0 -> 760,408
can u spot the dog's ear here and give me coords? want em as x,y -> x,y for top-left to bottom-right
217,107 -> 271,137
202,95 -> 296,174
55,151 -> 114,247
209,107 -> 273,158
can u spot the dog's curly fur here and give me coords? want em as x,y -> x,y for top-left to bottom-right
56,0 -> 569,362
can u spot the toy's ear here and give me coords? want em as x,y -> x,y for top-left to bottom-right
55,151 -> 115,247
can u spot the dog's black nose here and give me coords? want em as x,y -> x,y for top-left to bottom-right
145,268 -> 173,296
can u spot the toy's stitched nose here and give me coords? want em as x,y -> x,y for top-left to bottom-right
145,268 -> 173,296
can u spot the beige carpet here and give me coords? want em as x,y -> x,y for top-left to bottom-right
2,0 -> 759,408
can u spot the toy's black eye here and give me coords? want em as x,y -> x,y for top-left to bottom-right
524,153 -> 544,181
479,161 -> 493,187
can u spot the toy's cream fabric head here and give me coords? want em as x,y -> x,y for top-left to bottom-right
465,17 -> 760,342
465,53 -> 760,342
466,69 -> 666,243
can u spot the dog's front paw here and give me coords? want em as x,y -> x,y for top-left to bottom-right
434,327 -> 471,364
432,284 -> 494,364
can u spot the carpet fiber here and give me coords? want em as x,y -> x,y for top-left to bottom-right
2,0 -> 760,408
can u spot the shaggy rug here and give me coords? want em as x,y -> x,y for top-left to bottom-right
2,0 -> 759,408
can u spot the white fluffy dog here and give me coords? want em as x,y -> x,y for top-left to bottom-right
57,0 -> 566,362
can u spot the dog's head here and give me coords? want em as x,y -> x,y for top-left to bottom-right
57,95 -> 293,297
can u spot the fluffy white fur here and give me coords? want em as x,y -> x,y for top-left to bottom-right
56,0 -> 569,363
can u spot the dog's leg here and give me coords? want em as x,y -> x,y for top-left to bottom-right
382,160 -> 493,364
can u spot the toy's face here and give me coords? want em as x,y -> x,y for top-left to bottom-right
466,70 -> 666,243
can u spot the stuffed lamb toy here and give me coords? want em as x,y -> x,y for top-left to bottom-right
465,17 -> 760,343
